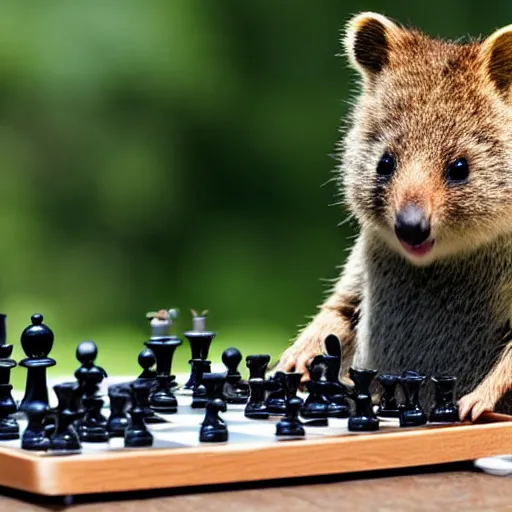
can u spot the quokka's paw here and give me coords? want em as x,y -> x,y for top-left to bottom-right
458,387 -> 499,422
272,311 -> 346,383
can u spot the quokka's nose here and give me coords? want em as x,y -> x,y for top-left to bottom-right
394,204 -> 431,246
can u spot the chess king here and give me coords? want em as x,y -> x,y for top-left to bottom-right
274,13 -> 512,419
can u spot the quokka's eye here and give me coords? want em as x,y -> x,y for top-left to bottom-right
446,157 -> 469,184
376,152 -> 396,177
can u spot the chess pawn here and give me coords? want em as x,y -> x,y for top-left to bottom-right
0,336 -> 19,439
183,311 -> 216,389
300,358 -> 329,419
276,372 -> 305,437
376,374 -> 400,418
222,347 -> 249,404
0,382 -> 19,440
191,359 -> 212,409
138,348 -> 157,379
399,372 -> 427,427
348,368 -> 380,432
429,375 -> 459,423
265,371 -> 287,415
107,389 -> 130,438
125,381 -> 153,448
19,314 -> 57,411
50,383 -> 83,454
144,336 -> 181,413
244,378 -> 269,419
21,401 -> 50,451
200,398 -> 228,443
146,308 -> 178,339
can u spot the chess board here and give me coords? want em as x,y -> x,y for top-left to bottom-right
1,376 -> 511,497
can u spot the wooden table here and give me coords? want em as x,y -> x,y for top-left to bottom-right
0,462 -> 510,511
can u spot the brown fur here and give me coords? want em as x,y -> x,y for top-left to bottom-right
275,13 -> 512,420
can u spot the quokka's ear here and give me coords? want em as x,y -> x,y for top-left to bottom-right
480,24 -> 512,100
344,12 -> 401,78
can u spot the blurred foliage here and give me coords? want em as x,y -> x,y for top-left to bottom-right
1,0 -> 511,385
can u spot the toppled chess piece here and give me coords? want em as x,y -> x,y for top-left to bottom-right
74,340 -> 109,442
125,381 -> 153,448
348,368 -> 380,432
49,382 -> 84,454
222,347 -> 249,404
19,314 -> 56,412
376,374 -> 400,418
276,372 -> 305,437
200,373 -> 228,443
399,372 -> 427,427
184,310 -> 216,390
429,375 -> 459,423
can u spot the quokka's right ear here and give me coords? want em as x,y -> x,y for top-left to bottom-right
480,24 -> 512,101
343,12 -> 401,78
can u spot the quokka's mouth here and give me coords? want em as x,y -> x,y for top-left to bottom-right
399,238 -> 435,257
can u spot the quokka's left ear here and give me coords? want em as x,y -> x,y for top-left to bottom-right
343,12 -> 402,79
480,24 -> 512,100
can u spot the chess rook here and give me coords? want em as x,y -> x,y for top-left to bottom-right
429,375 -> 459,423
107,387 -> 130,438
300,357 -> 330,419
144,336 -> 181,413
276,372 -> 305,437
265,371 -> 287,415
399,372 -> 427,427
246,354 -> 270,380
21,401 -> 50,451
347,368 -> 380,432
200,373 -> 228,443
376,374 -> 400,418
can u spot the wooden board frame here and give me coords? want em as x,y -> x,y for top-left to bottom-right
0,412 -> 510,497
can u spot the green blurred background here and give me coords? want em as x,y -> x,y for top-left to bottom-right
2,0 -> 510,386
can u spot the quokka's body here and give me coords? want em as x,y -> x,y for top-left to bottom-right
276,13 -> 512,417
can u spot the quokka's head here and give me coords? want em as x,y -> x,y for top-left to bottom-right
340,13 -> 512,265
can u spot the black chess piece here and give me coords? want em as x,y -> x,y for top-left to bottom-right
222,347 -> 249,404
49,382 -> 83,453
145,336 -> 181,413
347,368 -> 380,432
21,401 -> 51,451
199,373 -> 228,443
265,371 -> 287,415
376,374 -> 400,418
184,311 -> 216,389
191,359 -> 212,409
276,372 -> 305,437
399,372 -> 427,427
200,399 -> 228,443
125,381 -> 153,448
74,341 -> 109,442
300,356 -> 330,419
323,354 -> 350,418
107,387 -> 130,438
19,314 -> 56,412
0,316 -> 19,440
244,378 -> 269,419
138,348 -> 157,379
429,375 -> 459,423
246,354 -> 271,380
